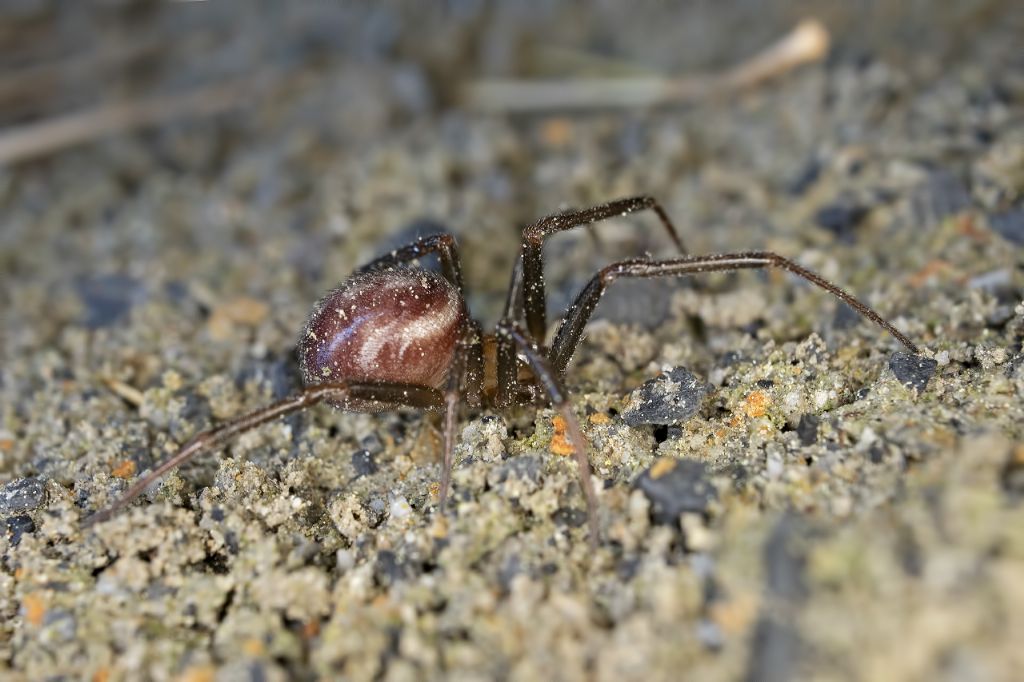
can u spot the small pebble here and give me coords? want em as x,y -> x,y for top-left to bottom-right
889,352 -> 938,393
622,367 -> 709,427
786,156 -> 822,196
493,455 -> 541,485
0,477 -> 47,514
360,432 -> 385,455
831,302 -> 862,330
634,458 -> 715,525
911,170 -> 971,226
796,414 -> 820,446
745,514 -> 808,682
169,391 -> 212,441
5,514 -> 35,546
351,449 -> 378,477
76,274 -> 146,329
551,507 -> 588,528
1001,447 -> 1024,502
375,550 -> 408,587
814,201 -> 868,242
988,207 -> 1024,246
235,356 -> 299,400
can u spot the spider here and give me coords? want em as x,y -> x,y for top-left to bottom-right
86,195 -> 919,542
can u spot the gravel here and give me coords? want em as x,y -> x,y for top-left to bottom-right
621,366 -> 710,427
1,3 -> 1022,680
0,478 -> 47,515
633,458 -> 716,525
888,352 -> 939,393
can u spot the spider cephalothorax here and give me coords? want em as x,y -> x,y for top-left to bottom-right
87,196 -> 920,544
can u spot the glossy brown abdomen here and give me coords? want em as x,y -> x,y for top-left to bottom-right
299,268 -> 465,399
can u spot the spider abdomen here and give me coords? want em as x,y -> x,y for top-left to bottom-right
299,268 -> 464,396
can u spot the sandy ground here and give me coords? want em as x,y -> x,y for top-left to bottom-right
1,2 -> 1023,680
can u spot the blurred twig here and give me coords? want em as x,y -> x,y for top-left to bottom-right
0,73 -> 267,166
465,19 -> 830,113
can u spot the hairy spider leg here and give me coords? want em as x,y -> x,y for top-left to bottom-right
85,383 -> 444,526
549,251 -> 919,375
355,232 -> 467,296
518,195 -> 688,342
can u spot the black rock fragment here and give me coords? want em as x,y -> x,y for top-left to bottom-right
76,273 -> 147,329
796,414 -> 819,446
235,355 -> 300,400
0,477 -> 47,514
622,367 -> 709,427
551,507 -> 588,528
814,201 -> 868,242
168,390 -> 212,441
351,449 -> 378,478
593,278 -> 676,328
832,302 -> 862,330
888,352 -> 938,393
786,156 -> 822,196
634,458 -> 715,525
493,456 -> 541,486
911,170 -> 971,227
360,432 -> 385,455
989,208 -> 1024,246
1001,451 -> 1024,502
744,513 -> 808,682
5,514 -> 35,546
374,550 -> 408,587
497,555 -> 523,594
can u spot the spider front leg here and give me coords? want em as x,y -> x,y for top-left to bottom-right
85,382 -> 445,526
516,196 -> 688,341
495,320 -> 600,547
549,251 -> 919,375
356,232 -> 467,296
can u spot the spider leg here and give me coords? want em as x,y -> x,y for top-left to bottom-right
517,195 -> 687,341
355,233 -> 467,296
549,251 -> 920,374
439,320 -> 484,512
496,320 -> 600,547
85,382 -> 445,526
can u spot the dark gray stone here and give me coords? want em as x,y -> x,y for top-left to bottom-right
634,458 -> 715,525
622,367 -> 709,427
796,414 -> 820,446
351,449 -> 378,477
911,170 -> 971,226
5,514 -> 35,546
0,477 -> 47,514
76,274 -> 147,329
989,208 -> 1024,246
1002,454 -> 1024,502
786,156 -> 822,196
832,301 -> 862,330
360,432 -> 385,455
494,456 -> 541,485
168,391 -> 212,441
889,352 -> 938,393
551,507 -> 588,528
744,514 -> 808,682
814,201 -> 868,242
374,550 -> 408,587
235,355 -> 300,400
